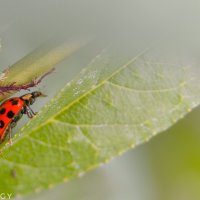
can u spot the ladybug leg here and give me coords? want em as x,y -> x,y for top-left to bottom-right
27,105 -> 37,116
26,107 -> 34,118
10,121 -> 17,128
12,112 -> 23,126
23,105 -> 36,118
27,109 -> 34,118
8,126 -> 12,145
22,106 -> 33,118
28,111 -> 34,118
7,114 -> 23,145
26,104 -> 37,115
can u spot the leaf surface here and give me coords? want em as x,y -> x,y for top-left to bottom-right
0,46 -> 200,196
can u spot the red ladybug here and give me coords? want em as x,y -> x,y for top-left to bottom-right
0,91 -> 46,144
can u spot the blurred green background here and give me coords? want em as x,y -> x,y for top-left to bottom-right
0,1 -> 200,199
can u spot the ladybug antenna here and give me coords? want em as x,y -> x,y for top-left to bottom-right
32,91 -> 47,98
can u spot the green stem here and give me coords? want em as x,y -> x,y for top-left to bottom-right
0,37 -> 89,100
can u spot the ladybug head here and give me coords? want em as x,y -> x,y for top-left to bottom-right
21,91 -> 47,105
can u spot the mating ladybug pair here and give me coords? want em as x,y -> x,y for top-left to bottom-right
0,91 -> 45,144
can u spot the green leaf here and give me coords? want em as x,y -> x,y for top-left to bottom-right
0,45 -> 200,197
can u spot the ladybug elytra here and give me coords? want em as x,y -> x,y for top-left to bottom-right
0,91 -> 46,144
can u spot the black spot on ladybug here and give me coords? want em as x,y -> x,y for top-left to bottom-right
7,111 -> 15,119
0,108 -> 6,115
0,120 -> 5,128
11,99 -> 19,105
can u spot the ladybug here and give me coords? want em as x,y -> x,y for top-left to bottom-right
0,91 -> 46,144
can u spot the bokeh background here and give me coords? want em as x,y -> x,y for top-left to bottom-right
0,1 -> 200,200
